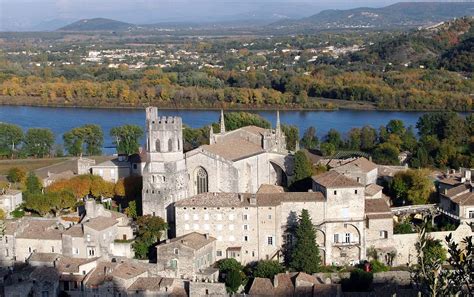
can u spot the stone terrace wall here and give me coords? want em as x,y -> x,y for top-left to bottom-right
392,224 -> 472,266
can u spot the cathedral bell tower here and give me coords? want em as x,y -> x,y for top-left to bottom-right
142,107 -> 188,232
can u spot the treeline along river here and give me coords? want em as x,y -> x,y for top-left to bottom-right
0,105 -> 469,154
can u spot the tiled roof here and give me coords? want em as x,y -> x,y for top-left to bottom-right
16,219 -> 63,240
4,220 -> 20,235
112,262 -> 148,280
83,216 -> 117,231
274,273 -> 294,296
84,262 -> 118,287
128,277 -> 163,291
249,277 -> 274,296
365,184 -> 383,196
63,224 -> 84,237
312,284 -> 340,297
443,184 -> 470,198
241,125 -> 267,136
27,252 -> 61,263
257,184 -> 285,194
175,191 -> 325,208
166,232 -> 216,250
452,191 -> 474,206
312,171 -> 363,188
366,213 -> 393,220
201,138 -> 264,161
56,257 -> 98,273
0,189 -> 21,196
335,157 -> 377,173
365,199 -> 391,214
30,266 -> 59,283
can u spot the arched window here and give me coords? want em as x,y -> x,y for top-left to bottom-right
168,138 -> 173,152
155,139 -> 161,152
196,167 -> 208,194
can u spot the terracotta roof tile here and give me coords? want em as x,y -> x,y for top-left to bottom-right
335,157 -> 377,173
128,277 -> 163,291
312,171 -> 364,188
166,232 -> 216,250
365,184 -> 383,197
249,277 -> 275,296
201,138 -> 264,161
16,219 -> 63,240
56,257 -> 98,273
83,216 -> 117,231
452,191 -> 474,206
365,199 -> 390,214
112,262 -> 148,280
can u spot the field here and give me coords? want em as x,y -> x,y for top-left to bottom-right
0,158 -> 70,175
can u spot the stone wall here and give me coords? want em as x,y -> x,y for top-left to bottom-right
189,281 -> 228,297
392,224 -> 473,266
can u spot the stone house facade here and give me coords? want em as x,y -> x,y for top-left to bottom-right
174,170 -> 394,266
0,189 -> 22,217
156,232 -> 217,280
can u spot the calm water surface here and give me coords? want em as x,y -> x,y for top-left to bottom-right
0,106 -> 452,153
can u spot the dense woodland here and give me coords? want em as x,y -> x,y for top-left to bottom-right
0,18 -> 472,110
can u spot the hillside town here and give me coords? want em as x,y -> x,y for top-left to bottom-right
0,107 -> 472,297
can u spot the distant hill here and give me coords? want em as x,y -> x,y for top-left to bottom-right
58,18 -> 135,31
351,17 -> 474,71
277,2 -> 474,29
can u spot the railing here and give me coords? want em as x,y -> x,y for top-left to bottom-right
390,204 -> 437,215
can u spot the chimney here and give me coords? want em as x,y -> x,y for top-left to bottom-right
205,233 -> 209,239
238,194 -> 243,202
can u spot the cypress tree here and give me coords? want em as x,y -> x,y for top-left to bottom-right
291,150 -> 313,191
290,209 -> 321,273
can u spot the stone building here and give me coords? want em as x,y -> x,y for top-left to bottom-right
141,107 -> 293,232
174,170 -> 394,266
0,189 -> 22,218
439,183 -> 474,223
156,232 -> 218,280
331,157 -> 378,186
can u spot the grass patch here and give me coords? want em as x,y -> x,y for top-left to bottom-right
0,158 -> 70,175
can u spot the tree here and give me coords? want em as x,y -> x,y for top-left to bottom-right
347,128 -> 361,150
320,142 -> 336,157
390,169 -> 433,206
63,124 -> 103,156
281,124 -> 299,151
290,209 -> 321,274
136,215 -> 167,242
300,126 -> 318,150
90,176 -> 115,198
225,269 -> 243,293
125,200 -> 138,219
372,143 -> 400,165
25,172 -> 42,195
325,129 -> 343,149
360,126 -> 377,151
291,151 -> 313,191
386,119 -> 406,136
110,124 -> 144,155
253,260 -> 284,279
0,123 -> 23,158
444,233 -> 473,297
223,112 -> 271,131
24,128 -> 54,158
7,167 -> 26,184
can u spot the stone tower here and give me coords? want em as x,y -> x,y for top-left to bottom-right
141,107 -> 188,230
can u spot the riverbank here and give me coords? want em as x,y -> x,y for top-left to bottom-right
2,95 -> 469,112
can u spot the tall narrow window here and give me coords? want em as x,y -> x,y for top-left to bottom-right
155,139 -> 161,152
196,167 -> 208,194
168,138 -> 173,152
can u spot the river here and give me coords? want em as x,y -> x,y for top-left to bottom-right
0,105 -> 449,154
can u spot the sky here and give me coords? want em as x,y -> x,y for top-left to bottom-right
0,0 -> 435,31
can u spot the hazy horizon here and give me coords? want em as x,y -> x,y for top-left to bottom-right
1,0 -> 452,31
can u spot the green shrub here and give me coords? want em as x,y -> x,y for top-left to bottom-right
370,260 -> 389,273
341,269 -> 373,292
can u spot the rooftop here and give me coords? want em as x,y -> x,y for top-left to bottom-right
16,219 -> 63,240
166,232 -> 216,250
175,191 -> 325,208
365,183 -> 384,197
334,157 -> 377,173
112,262 -> 148,280
312,171 -> 364,189
365,199 -> 391,214
201,138 -> 264,161
56,257 -> 98,274
83,216 -> 118,231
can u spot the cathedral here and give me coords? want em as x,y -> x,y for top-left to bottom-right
141,107 -> 293,227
